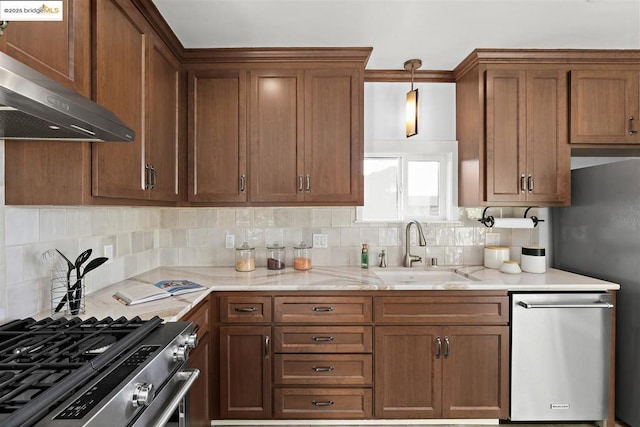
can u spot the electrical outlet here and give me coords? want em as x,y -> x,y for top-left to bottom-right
485,232 -> 500,245
103,245 -> 113,263
312,233 -> 328,248
225,234 -> 235,249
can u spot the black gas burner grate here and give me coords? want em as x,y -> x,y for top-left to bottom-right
0,316 -> 161,418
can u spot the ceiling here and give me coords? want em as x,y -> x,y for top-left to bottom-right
152,0 -> 640,70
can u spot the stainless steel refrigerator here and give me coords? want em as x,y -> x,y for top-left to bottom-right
552,158 -> 640,427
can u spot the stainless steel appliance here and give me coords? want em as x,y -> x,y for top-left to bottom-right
0,51 -> 134,141
0,316 -> 199,427
552,158 -> 640,426
511,292 -> 613,422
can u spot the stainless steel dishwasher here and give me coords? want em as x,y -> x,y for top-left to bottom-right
511,292 -> 613,422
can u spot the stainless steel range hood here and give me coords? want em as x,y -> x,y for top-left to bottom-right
0,51 -> 134,141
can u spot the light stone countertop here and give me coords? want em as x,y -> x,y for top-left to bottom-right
76,265 -> 620,322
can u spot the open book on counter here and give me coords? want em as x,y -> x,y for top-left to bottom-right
113,280 -> 206,306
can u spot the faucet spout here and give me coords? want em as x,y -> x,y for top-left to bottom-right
404,220 -> 427,267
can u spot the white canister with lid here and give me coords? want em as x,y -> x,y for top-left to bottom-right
484,246 -> 510,269
521,246 -> 546,273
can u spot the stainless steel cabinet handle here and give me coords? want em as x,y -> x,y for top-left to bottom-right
435,336 -> 442,359
311,400 -> 334,407
298,175 -> 303,192
444,336 -> 450,359
312,366 -> 335,372
239,175 -> 246,193
305,174 -> 311,192
520,174 -> 526,193
312,306 -> 334,312
517,301 -> 614,309
234,307 -> 257,313
144,164 -> 151,190
312,336 -> 335,342
630,116 -> 638,135
264,335 -> 270,359
527,174 -> 533,193
150,165 -> 157,189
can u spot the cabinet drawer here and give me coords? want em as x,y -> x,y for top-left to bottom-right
220,296 -> 272,323
274,388 -> 372,419
274,296 -> 372,323
274,354 -> 372,385
375,296 -> 509,324
274,326 -> 372,353
181,297 -> 210,336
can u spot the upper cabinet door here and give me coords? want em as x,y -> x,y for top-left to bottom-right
92,0 -> 147,200
570,70 -> 640,144
526,70 -> 569,204
304,68 -> 363,204
249,70 -> 304,203
485,69 -> 527,203
0,0 -> 90,96
148,36 -> 180,202
188,69 -> 248,203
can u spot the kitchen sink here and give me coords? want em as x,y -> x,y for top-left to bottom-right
374,268 -> 477,285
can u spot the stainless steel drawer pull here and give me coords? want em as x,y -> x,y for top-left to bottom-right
435,336 -> 442,359
444,336 -> 450,358
630,116 -> 637,135
527,174 -> 533,193
312,306 -> 334,312
517,301 -> 614,309
311,400 -> 334,407
520,174 -> 526,193
234,307 -> 258,313
305,174 -> 311,192
239,174 -> 246,193
312,336 -> 335,342
312,366 -> 335,372
298,175 -> 303,192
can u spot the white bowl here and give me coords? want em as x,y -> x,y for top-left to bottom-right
500,260 -> 522,274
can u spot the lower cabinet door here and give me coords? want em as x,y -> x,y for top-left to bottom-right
188,333 -> 211,427
441,326 -> 510,419
274,388 -> 372,419
219,326 -> 272,418
374,326 -> 442,418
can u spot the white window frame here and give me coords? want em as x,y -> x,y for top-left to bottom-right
356,140 -> 458,223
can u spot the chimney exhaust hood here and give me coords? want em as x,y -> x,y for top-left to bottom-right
0,51 -> 135,142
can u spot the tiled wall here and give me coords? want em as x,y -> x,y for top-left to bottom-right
0,201 -> 541,322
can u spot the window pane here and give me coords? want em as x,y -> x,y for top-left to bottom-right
362,158 -> 399,221
406,160 -> 440,217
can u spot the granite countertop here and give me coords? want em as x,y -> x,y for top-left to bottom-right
78,265 -> 620,322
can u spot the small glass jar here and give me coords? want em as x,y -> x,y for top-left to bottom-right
235,242 -> 255,272
266,242 -> 285,270
293,241 -> 312,271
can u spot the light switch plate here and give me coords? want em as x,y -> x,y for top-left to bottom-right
485,232 -> 500,245
225,234 -> 235,248
312,233 -> 328,248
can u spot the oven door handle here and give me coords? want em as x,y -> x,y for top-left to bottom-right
154,368 -> 200,427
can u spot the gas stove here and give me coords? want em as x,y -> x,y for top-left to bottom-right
0,316 -> 199,427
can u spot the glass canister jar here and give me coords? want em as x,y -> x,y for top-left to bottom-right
293,241 -> 312,271
266,242 -> 285,270
235,242 -> 256,272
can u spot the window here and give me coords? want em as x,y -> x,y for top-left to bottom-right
357,151 -> 455,222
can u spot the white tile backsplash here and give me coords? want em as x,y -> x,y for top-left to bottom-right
0,198 -> 539,323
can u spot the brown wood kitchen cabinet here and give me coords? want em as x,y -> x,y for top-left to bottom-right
92,0 -> 180,202
3,0 -> 93,205
374,294 -> 509,419
218,295 -> 272,419
570,70 -> 640,144
455,57 -> 570,206
181,296 -> 212,427
184,48 -> 370,206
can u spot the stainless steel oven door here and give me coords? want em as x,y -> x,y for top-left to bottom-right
131,368 -> 199,427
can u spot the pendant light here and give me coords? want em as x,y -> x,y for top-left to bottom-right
404,59 -> 422,138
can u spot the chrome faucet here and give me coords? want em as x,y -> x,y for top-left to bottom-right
404,220 -> 427,267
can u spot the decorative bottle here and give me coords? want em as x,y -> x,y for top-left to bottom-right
361,243 -> 369,269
